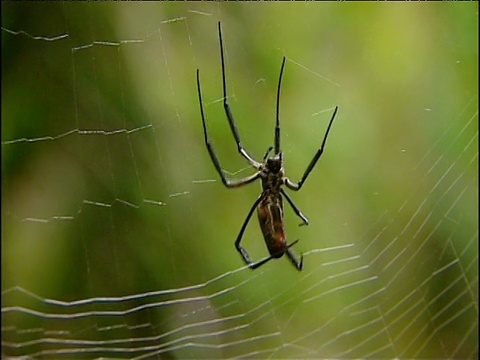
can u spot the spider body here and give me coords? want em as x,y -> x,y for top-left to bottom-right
196,22 -> 338,270
257,191 -> 287,258
257,157 -> 287,257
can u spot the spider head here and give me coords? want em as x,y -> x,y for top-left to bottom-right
266,153 -> 283,174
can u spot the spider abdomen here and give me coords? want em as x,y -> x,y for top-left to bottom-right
257,194 -> 287,258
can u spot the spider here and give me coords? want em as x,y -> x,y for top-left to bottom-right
196,22 -> 338,270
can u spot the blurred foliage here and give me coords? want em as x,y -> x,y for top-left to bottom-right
2,2 -> 477,358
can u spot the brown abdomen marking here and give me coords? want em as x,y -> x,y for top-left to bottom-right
257,195 -> 287,258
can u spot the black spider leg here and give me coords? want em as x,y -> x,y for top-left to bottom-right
218,22 -> 260,168
234,194 -> 264,266
280,188 -> 309,226
252,240 -> 302,270
271,56 -> 309,228
286,246 -> 303,270
263,146 -> 274,161
197,70 -> 261,188
275,57 -> 286,155
285,105 -> 338,191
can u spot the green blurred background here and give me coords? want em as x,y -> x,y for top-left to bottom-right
2,2 -> 477,358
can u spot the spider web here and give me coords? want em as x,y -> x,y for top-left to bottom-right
2,3 -> 478,359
